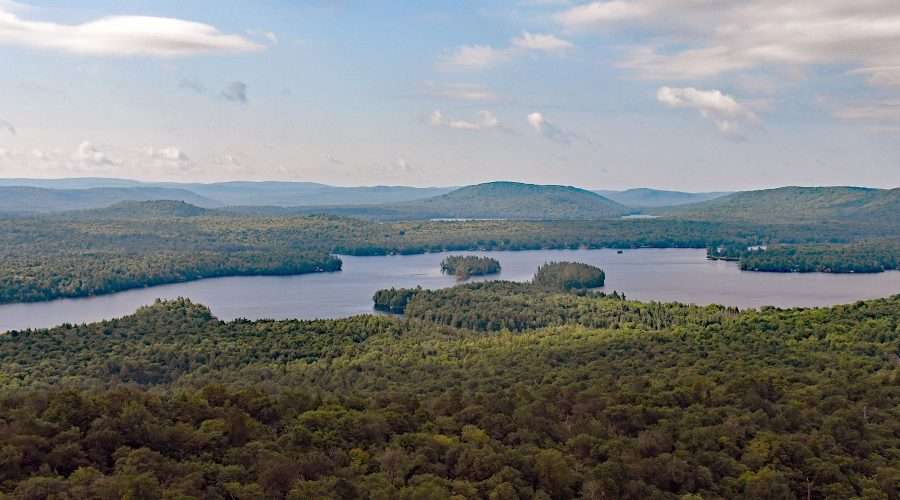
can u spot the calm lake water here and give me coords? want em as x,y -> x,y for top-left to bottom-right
2,248 -> 900,332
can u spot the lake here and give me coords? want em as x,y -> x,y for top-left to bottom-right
2,248 -> 900,332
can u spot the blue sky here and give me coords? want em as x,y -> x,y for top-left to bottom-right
0,0 -> 899,190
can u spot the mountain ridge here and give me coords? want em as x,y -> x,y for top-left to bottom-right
657,186 -> 898,223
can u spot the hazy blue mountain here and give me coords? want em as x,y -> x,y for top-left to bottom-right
595,188 -> 731,208
166,181 -> 456,206
0,186 -> 222,213
0,177 -> 146,189
0,178 -> 454,207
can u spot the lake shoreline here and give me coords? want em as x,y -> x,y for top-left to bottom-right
2,248 -> 899,333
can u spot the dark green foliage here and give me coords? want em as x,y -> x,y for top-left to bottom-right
440,255 -> 501,279
2,293 -> 900,498
400,281 -> 727,332
373,287 -> 421,314
0,250 -> 342,304
533,261 -> 605,290
738,243 -> 900,273
0,202 -> 896,304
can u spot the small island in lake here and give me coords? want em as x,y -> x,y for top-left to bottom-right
533,261 -> 606,290
441,255 -> 502,280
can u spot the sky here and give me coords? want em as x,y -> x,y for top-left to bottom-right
1,0 -> 900,190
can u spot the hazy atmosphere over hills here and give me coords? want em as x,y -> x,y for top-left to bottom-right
0,178 -> 897,222
2,2 -> 900,188
3,3 -> 900,499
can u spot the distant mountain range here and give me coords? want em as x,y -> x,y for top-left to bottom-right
658,186 -> 900,223
0,178 -> 453,208
0,178 -> 895,224
594,188 -> 730,207
232,182 -> 629,220
0,186 -> 222,213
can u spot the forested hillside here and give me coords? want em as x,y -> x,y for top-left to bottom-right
271,182 -> 630,221
1,201 -> 897,303
662,186 -> 900,224
1,288 -> 899,498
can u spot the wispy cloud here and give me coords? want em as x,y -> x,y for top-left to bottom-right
657,86 -> 759,138
527,112 -> 580,144
511,32 -> 573,52
555,0 -> 900,88
72,141 -> 118,170
830,98 -> 900,122
440,45 -> 513,70
430,110 -> 500,130
144,146 -> 192,171
0,4 -> 263,57
423,82 -> 497,102
440,32 -> 573,71
555,1 -> 649,26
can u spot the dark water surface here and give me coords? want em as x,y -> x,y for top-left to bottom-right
2,249 -> 899,331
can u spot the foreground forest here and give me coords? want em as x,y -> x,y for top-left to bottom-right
1,200 -> 898,304
1,284 -> 899,499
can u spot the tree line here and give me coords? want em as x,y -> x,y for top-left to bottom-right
440,256 -> 501,280
1,201 -> 898,304
2,287 -> 899,498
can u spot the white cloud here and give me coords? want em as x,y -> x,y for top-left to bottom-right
30,148 -> 48,160
554,0 -> 900,89
440,32 -> 574,70
221,81 -> 248,103
527,112 -> 580,144
0,6 -> 262,57
144,146 -> 192,171
440,45 -> 512,70
832,99 -> 900,122
511,32 -> 573,52
72,141 -> 117,168
424,82 -> 496,102
657,86 -> 758,137
430,110 -> 500,130
247,29 -> 278,45
555,1 -> 649,27
145,146 -> 189,162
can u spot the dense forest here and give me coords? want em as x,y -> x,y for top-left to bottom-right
372,287 -> 422,314
440,256 -> 501,280
709,242 -> 900,274
1,286 -> 899,498
533,262 -> 605,291
0,200 -> 898,304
